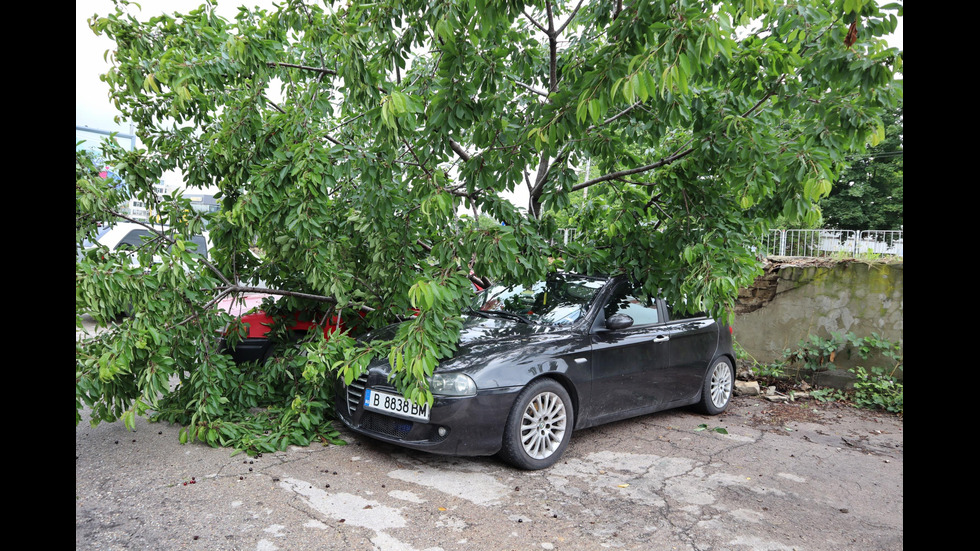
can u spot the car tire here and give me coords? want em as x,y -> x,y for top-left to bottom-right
499,378 -> 574,470
697,357 -> 734,415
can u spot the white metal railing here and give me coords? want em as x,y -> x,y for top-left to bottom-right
761,229 -> 903,258
554,228 -> 579,246
552,228 -> 903,258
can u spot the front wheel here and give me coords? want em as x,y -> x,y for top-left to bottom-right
499,379 -> 574,470
697,357 -> 734,415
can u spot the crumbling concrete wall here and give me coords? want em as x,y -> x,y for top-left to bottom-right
733,260 -> 903,378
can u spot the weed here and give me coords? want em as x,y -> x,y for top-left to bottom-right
850,366 -> 903,414
752,362 -> 786,379
733,339 -> 751,361
735,338 -> 785,380
829,249 -> 902,264
783,332 -> 850,375
850,332 -> 903,377
810,387 -> 845,403
764,332 -> 903,414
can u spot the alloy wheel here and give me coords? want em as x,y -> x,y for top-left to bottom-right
709,361 -> 733,409
519,391 -> 567,459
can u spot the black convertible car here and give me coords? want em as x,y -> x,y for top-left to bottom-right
336,273 -> 735,469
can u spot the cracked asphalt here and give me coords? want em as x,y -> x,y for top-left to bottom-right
76,393 -> 902,551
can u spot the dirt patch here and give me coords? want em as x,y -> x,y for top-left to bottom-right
743,400 -> 827,431
721,395 -> 831,434
721,396 -> 903,458
727,394 -> 895,432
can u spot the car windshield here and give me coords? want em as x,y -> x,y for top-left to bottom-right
471,275 -> 605,326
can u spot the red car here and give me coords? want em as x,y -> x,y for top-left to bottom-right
217,292 -> 347,364
218,280 -> 484,364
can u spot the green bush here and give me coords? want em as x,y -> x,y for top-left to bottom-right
775,332 -> 903,413
850,366 -> 903,414
783,332 -> 850,373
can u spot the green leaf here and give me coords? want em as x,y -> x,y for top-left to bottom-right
588,99 -> 601,124
678,52 -> 692,79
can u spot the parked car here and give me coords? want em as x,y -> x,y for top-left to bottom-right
78,222 -> 213,319
78,222 -> 210,262
335,273 -> 735,470
219,280 -> 484,365
219,301 -> 347,365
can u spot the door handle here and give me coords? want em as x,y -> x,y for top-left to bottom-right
653,335 -> 670,343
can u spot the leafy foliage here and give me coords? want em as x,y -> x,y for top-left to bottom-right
822,101 -> 903,230
782,331 -> 902,377
77,0 -> 902,451
809,387 -> 845,402
764,331 -> 903,413
750,361 -> 787,380
76,144 -> 126,240
850,366 -> 903,414
782,332 -> 850,374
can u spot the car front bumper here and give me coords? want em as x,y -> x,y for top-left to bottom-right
335,374 -> 521,457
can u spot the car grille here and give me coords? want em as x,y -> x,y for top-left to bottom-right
361,411 -> 415,438
346,372 -> 369,415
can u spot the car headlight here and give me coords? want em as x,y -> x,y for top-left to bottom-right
429,373 -> 477,396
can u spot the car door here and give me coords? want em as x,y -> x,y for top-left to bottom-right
587,282 -> 670,421
659,304 -> 719,405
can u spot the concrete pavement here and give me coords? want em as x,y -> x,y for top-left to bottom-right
76,393 -> 902,550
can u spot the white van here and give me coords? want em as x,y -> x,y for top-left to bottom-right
82,222 -> 211,262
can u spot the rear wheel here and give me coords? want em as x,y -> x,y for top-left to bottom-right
697,357 -> 734,414
499,379 -> 574,470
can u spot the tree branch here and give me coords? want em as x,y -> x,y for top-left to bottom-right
590,101 -> 642,130
265,97 -> 286,114
572,147 -> 695,192
217,285 -> 338,303
555,0 -> 586,35
267,62 -> 337,75
546,0 -> 558,92
569,69 -> 788,195
448,139 -> 471,162
107,210 -> 234,288
508,78 -> 550,98
529,155 -> 552,216
522,9 -> 547,33
743,75 -> 786,119
402,138 -> 434,179
525,45 -> 638,209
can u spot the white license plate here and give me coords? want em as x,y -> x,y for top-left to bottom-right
363,388 -> 430,422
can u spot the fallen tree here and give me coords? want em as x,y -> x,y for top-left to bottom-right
76,0 -> 902,453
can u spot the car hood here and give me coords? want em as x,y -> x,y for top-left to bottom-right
216,292 -> 274,318
368,314 -> 568,346
364,314 -> 580,375
459,314 -> 567,344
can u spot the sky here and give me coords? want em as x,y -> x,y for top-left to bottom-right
77,0 -> 903,193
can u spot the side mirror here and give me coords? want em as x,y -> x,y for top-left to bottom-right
606,314 -> 634,331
